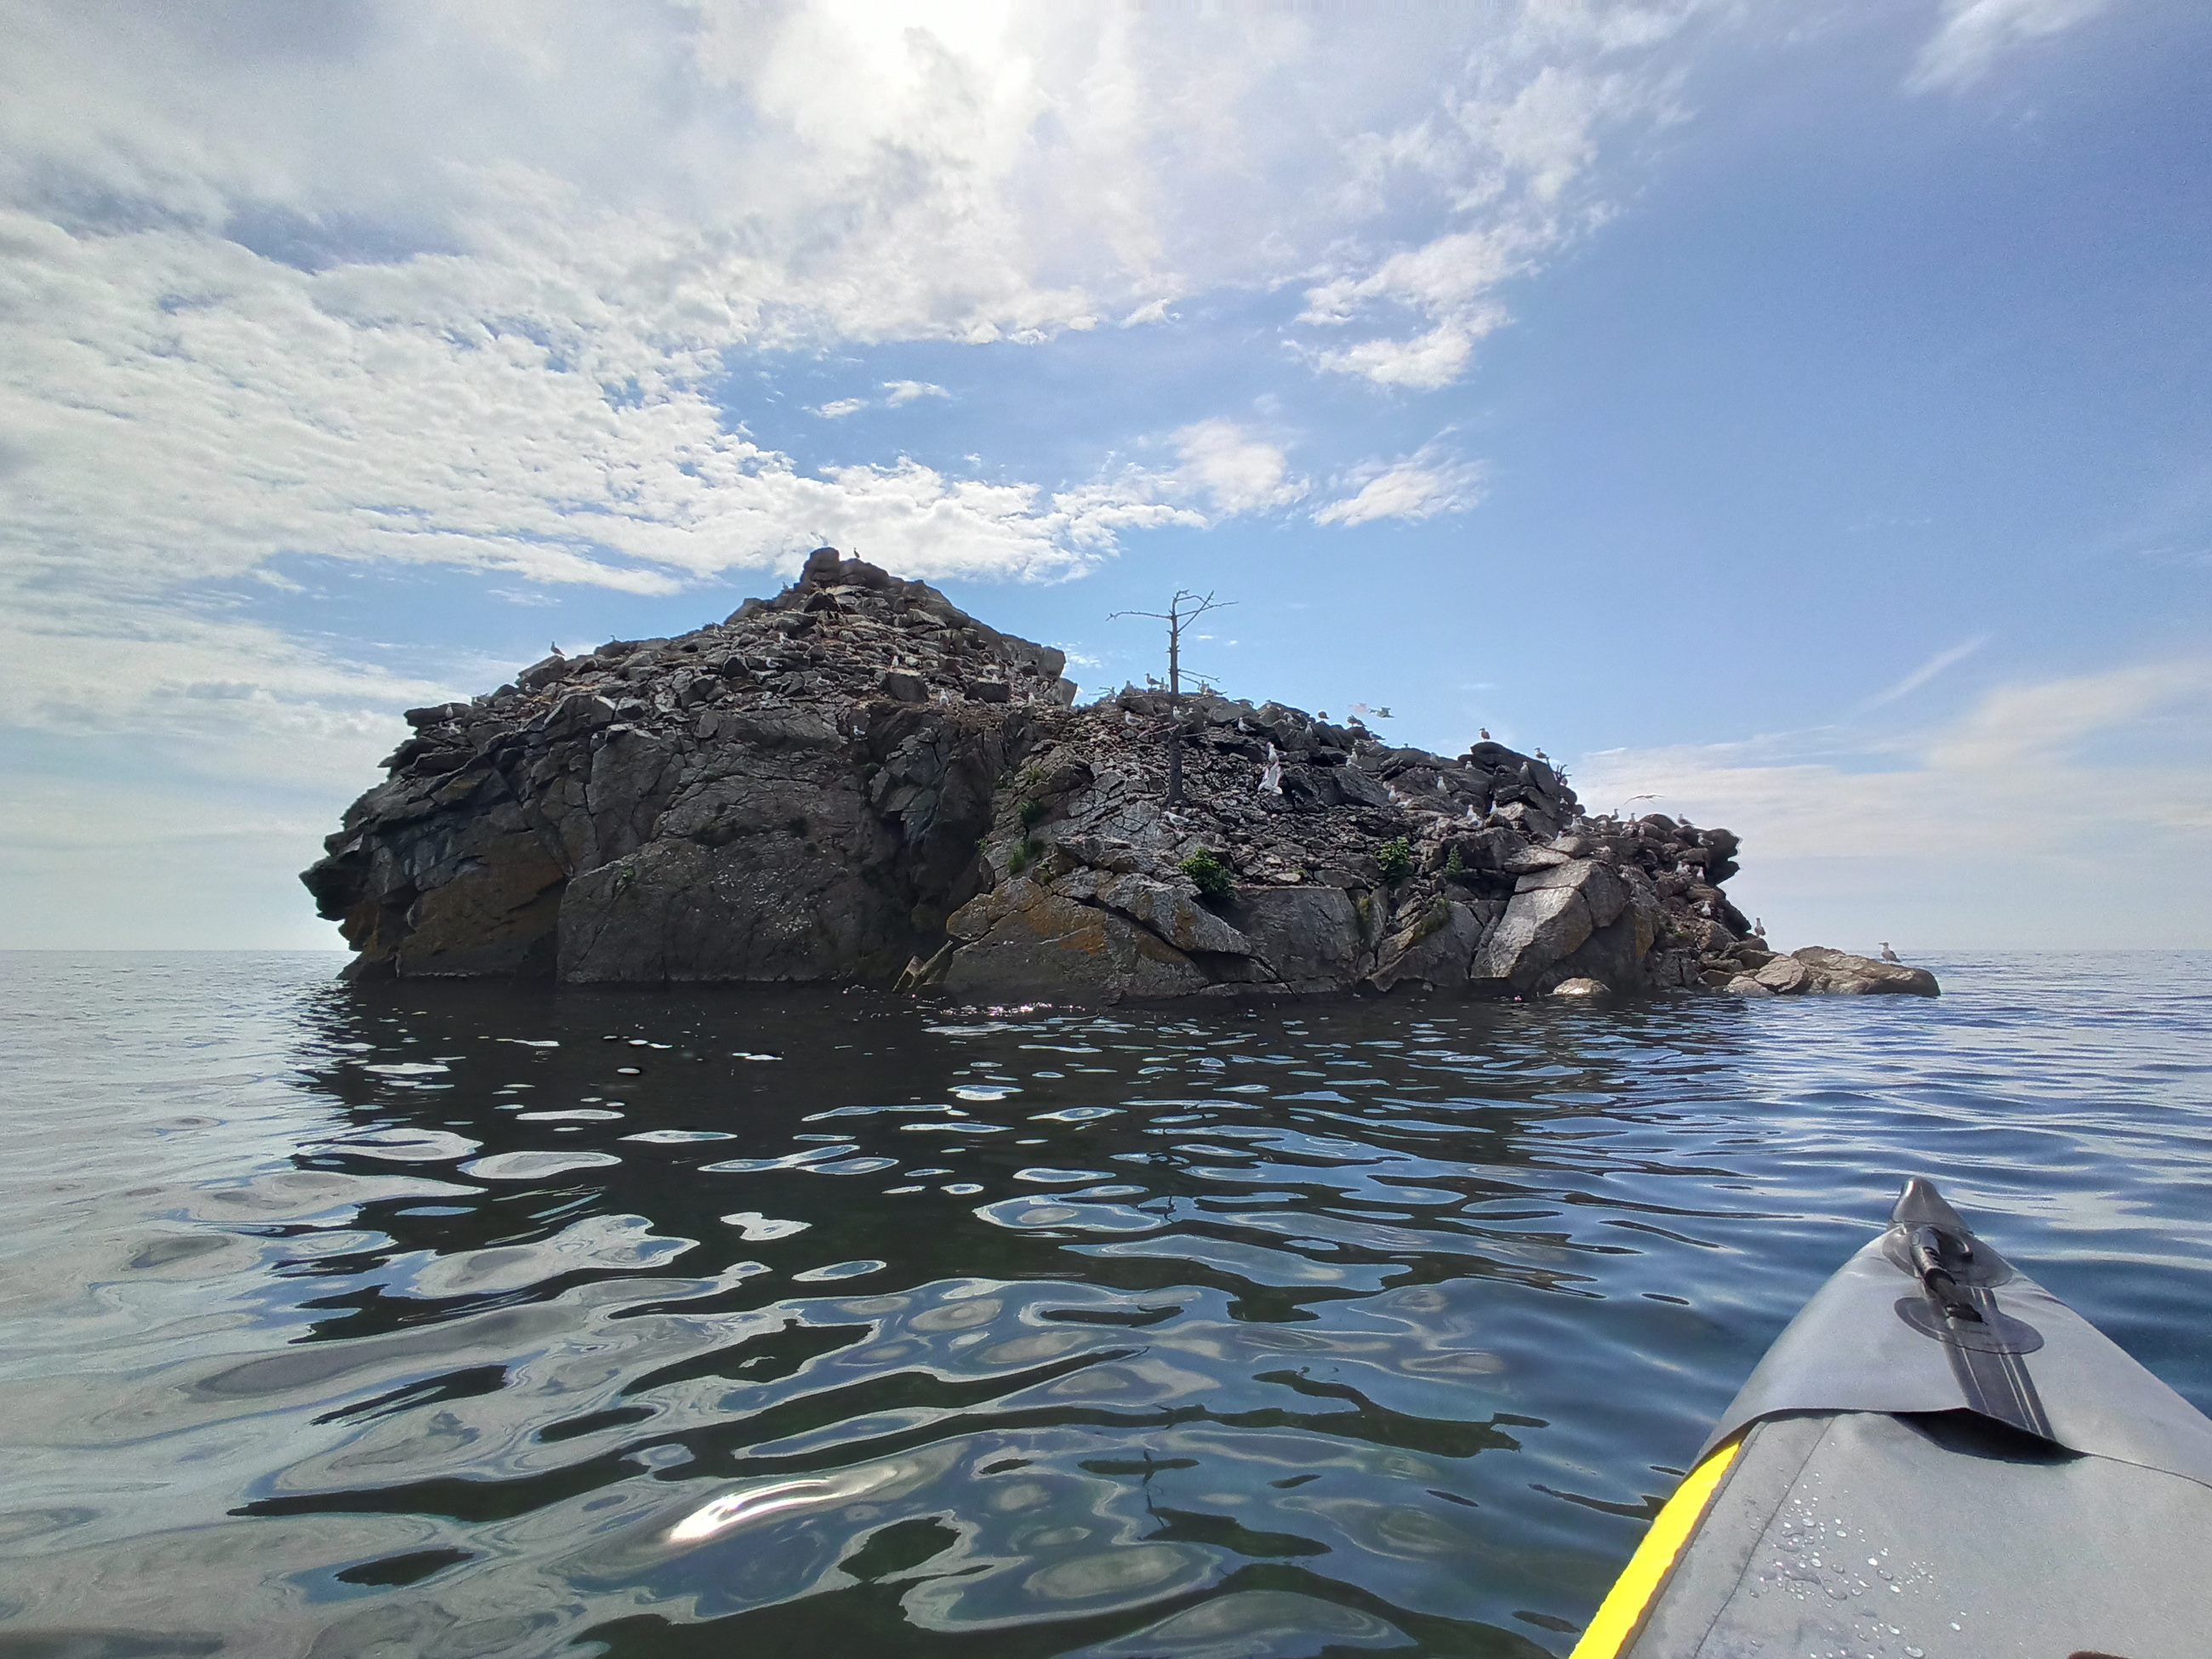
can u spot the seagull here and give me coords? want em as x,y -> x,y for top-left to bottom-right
1880,942 -> 1900,962
1479,728 -> 1490,739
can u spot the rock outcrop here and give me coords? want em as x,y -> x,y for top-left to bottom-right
305,549 -> 1804,1001
1723,947 -> 1940,998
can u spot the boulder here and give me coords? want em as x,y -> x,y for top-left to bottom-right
942,878 -> 1206,1002
1789,946 -> 1941,997
1746,948 -> 1939,997
1551,977 -> 1611,998
1368,900 -> 1481,992
1469,882 -> 1590,989
1275,766 -> 1338,812
1753,955 -> 1814,995
516,654 -> 573,693
1222,887 -> 1368,988
1543,910 -> 1653,995
1514,858 -> 1628,927
1468,858 -> 1636,990
1057,869 -> 1256,957
1332,766 -> 1395,809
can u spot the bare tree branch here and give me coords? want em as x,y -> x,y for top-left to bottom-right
1110,591 -> 1237,805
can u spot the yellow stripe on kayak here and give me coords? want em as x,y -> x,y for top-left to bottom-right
1569,1439 -> 1742,1659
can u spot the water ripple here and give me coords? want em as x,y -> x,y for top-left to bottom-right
0,950 -> 2206,1655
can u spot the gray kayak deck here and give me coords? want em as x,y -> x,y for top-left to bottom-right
1628,1407 -> 2212,1657
1613,1181 -> 2212,1656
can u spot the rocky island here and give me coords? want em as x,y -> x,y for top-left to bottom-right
305,550 -> 1936,1001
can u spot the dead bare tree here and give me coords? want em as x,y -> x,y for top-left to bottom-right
1110,590 -> 1234,805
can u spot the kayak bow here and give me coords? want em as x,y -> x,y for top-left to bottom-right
1571,1178 -> 2212,1657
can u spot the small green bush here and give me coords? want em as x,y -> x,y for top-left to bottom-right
1444,845 -> 1468,884
1377,837 -> 1414,884
1018,797 -> 1048,830
1006,840 -> 1034,875
1179,848 -> 1236,901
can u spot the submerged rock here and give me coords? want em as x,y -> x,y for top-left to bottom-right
305,550 -> 1797,1001
1551,978 -> 1612,999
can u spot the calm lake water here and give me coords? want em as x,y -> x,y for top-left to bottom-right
2,951 -> 2207,1658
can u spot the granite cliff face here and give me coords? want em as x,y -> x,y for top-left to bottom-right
306,549 -> 1917,1001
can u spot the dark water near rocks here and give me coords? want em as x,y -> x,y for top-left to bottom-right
2,952 -> 2208,1658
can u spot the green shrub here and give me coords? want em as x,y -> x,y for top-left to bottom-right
1005,840 -> 1033,875
1376,837 -> 1414,884
1179,848 -> 1236,901
1018,796 -> 1048,830
1444,845 -> 1468,884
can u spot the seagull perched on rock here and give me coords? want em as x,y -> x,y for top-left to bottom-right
1880,942 -> 1901,962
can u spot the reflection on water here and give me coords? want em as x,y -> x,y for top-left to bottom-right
1,951 -> 2208,1656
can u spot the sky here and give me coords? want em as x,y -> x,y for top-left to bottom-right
2,0 -> 2206,953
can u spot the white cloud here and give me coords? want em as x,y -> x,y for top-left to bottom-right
0,1 -> 1725,657
1171,419 -> 1308,516
883,379 -> 950,405
1574,658 -> 2212,947
1307,324 -> 1487,392
1297,20 -> 1702,388
813,398 -> 869,419
1859,635 -> 1990,710
1907,0 -> 2112,92
1314,443 -> 1485,527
